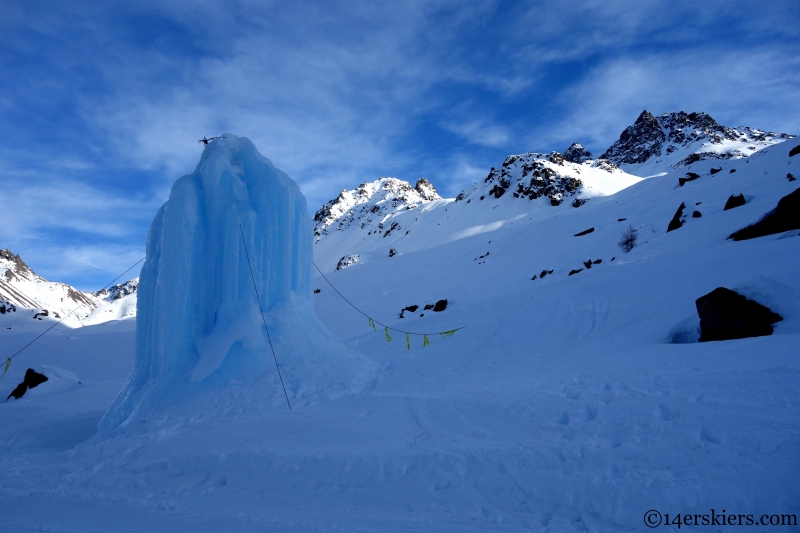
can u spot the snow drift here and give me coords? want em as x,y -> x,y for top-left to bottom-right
100,135 -> 373,434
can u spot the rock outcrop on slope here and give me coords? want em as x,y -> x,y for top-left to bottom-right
601,110 -> 794,170
454,151 -> 634,207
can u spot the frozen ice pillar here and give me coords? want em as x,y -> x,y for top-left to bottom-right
100,135 -> 372,433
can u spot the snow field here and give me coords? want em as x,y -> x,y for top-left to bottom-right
0,141 -> 798,531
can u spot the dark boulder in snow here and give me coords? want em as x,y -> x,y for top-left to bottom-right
678,173 -> 700,186
696,288 -> 783,342
723,194 -> 746,211
389,248 -> 397,257
790,144 -> 800,157
710,167 -> 722,175
568,269 -> 583,276
574,227 -> 594,236
563,143 -> 593,164
692,210 -> 702,218
728,188 -> 800,241
6,368 -> 48,401
313,289 -> 321,294
667,202 -> 686,232
572,198 -> 588,208
433,299 -> 448,312
788,173 -> 796,182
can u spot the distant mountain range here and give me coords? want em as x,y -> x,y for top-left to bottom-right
312,110 -> 794,271
2,109 -> 794,326
0,248 -> 138,327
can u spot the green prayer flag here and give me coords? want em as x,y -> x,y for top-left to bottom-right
405,332 -> 410,351
1,358 -> 10,380
368,317 -> 376,331
423,334 -> 430,347
385,327 -> 392,342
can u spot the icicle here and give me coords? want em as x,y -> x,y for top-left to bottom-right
385,327 -> 392,342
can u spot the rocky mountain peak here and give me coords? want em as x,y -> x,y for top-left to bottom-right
414,178 -> 440,201
601,110 -> 794,168
314,177 -> 442,239
0,248 -> 44,283
563,143 -> 593,164
600,110 -> 665,165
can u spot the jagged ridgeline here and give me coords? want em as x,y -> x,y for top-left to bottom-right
601,110 -> 794,169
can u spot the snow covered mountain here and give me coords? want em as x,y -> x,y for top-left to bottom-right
313,152 -> 640,272
601,110 -> 794,176
0,248 -> 138,327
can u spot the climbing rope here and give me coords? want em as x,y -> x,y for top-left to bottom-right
312,262 -> 463,350
2,256 -> 146,379
239,223 -> 291,409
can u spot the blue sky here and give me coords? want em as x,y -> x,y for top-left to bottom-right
1,0 -> 798,290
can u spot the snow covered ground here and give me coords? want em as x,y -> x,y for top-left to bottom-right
1,138 -> 798,531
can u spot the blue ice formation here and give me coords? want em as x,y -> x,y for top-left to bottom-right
100,135 -> 372,433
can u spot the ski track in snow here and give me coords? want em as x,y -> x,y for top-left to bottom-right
1,142 -> 799,532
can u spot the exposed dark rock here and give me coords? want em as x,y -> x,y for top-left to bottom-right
729,188 -> 800,240
548,152 -> 565,165
489,185 -> 506,198
601,110 -> 665,165
592,259 -> 602,264
433,299 -> 448,312
568,269 -> 583,276
563,143 -> 593,164
692,211 -> 702,218
399,304 -> 420,318
618,218 -> 627,222
788,173 -> 796,182
679,173 -> 700,186
730,169 -> 736,173
572,198 -> 588,208
32,309 -> 50,320
313,289 -> 321,294
696,287 -> 783,342
335,254 -> 360,271
574,227 -> 595,236
414,178 -> 439,200
389,248 -> 397,257
710,167 -> 722,174
723,194 -> 746,211
6,368 -> 48,401
583,260 -> 593,269
423,304 -> 434,311
667,202 -> 686,232
790,144 -> 800,157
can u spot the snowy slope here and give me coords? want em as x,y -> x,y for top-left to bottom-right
0,135 -> 798,532
602,110 -> 794,177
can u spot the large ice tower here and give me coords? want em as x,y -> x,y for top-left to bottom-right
100,135 -> 373,433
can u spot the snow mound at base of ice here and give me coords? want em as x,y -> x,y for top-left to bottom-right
99,135 -> 376,435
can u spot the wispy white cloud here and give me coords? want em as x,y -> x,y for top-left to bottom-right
542,48 -> 800,155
